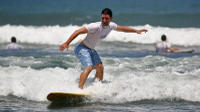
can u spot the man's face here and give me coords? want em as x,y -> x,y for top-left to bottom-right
101,14 -> 112,26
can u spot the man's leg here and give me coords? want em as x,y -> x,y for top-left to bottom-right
79,66 -> 93,89
94,63 -> 104,81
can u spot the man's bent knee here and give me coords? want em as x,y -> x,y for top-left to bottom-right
83,66 -> 93,73
95,63 -> 104,71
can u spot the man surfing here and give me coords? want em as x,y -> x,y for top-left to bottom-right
60,8 -> 148,89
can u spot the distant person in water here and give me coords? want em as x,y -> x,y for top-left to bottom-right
60,8 -> 148,89
6,36 -> 24,50
156,34 -> 179,54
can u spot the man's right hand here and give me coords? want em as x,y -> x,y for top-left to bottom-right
59,43 -> 69,52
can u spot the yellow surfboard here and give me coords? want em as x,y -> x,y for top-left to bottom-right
47,92 -> 91,103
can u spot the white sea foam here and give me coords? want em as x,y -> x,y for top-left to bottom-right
0,66 -> 82,101
0,63 -> 200,102
0,24 -> 200,46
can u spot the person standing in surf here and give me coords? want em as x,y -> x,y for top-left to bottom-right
60,8 -> 148,89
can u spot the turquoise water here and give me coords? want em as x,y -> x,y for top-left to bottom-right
0,0 -> 200,27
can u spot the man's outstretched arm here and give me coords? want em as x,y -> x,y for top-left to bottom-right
59,27 -> 88,52
116,25 -> 147,34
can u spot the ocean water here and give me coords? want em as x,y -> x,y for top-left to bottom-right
0,0 -> 200,27
1,0 -> 200,112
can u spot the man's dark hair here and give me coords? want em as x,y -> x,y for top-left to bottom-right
101,8 -> 112,17
161,34 -> 167,41
11,36 -> 16,43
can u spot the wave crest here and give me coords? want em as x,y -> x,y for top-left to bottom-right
0,24 -> 200,46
